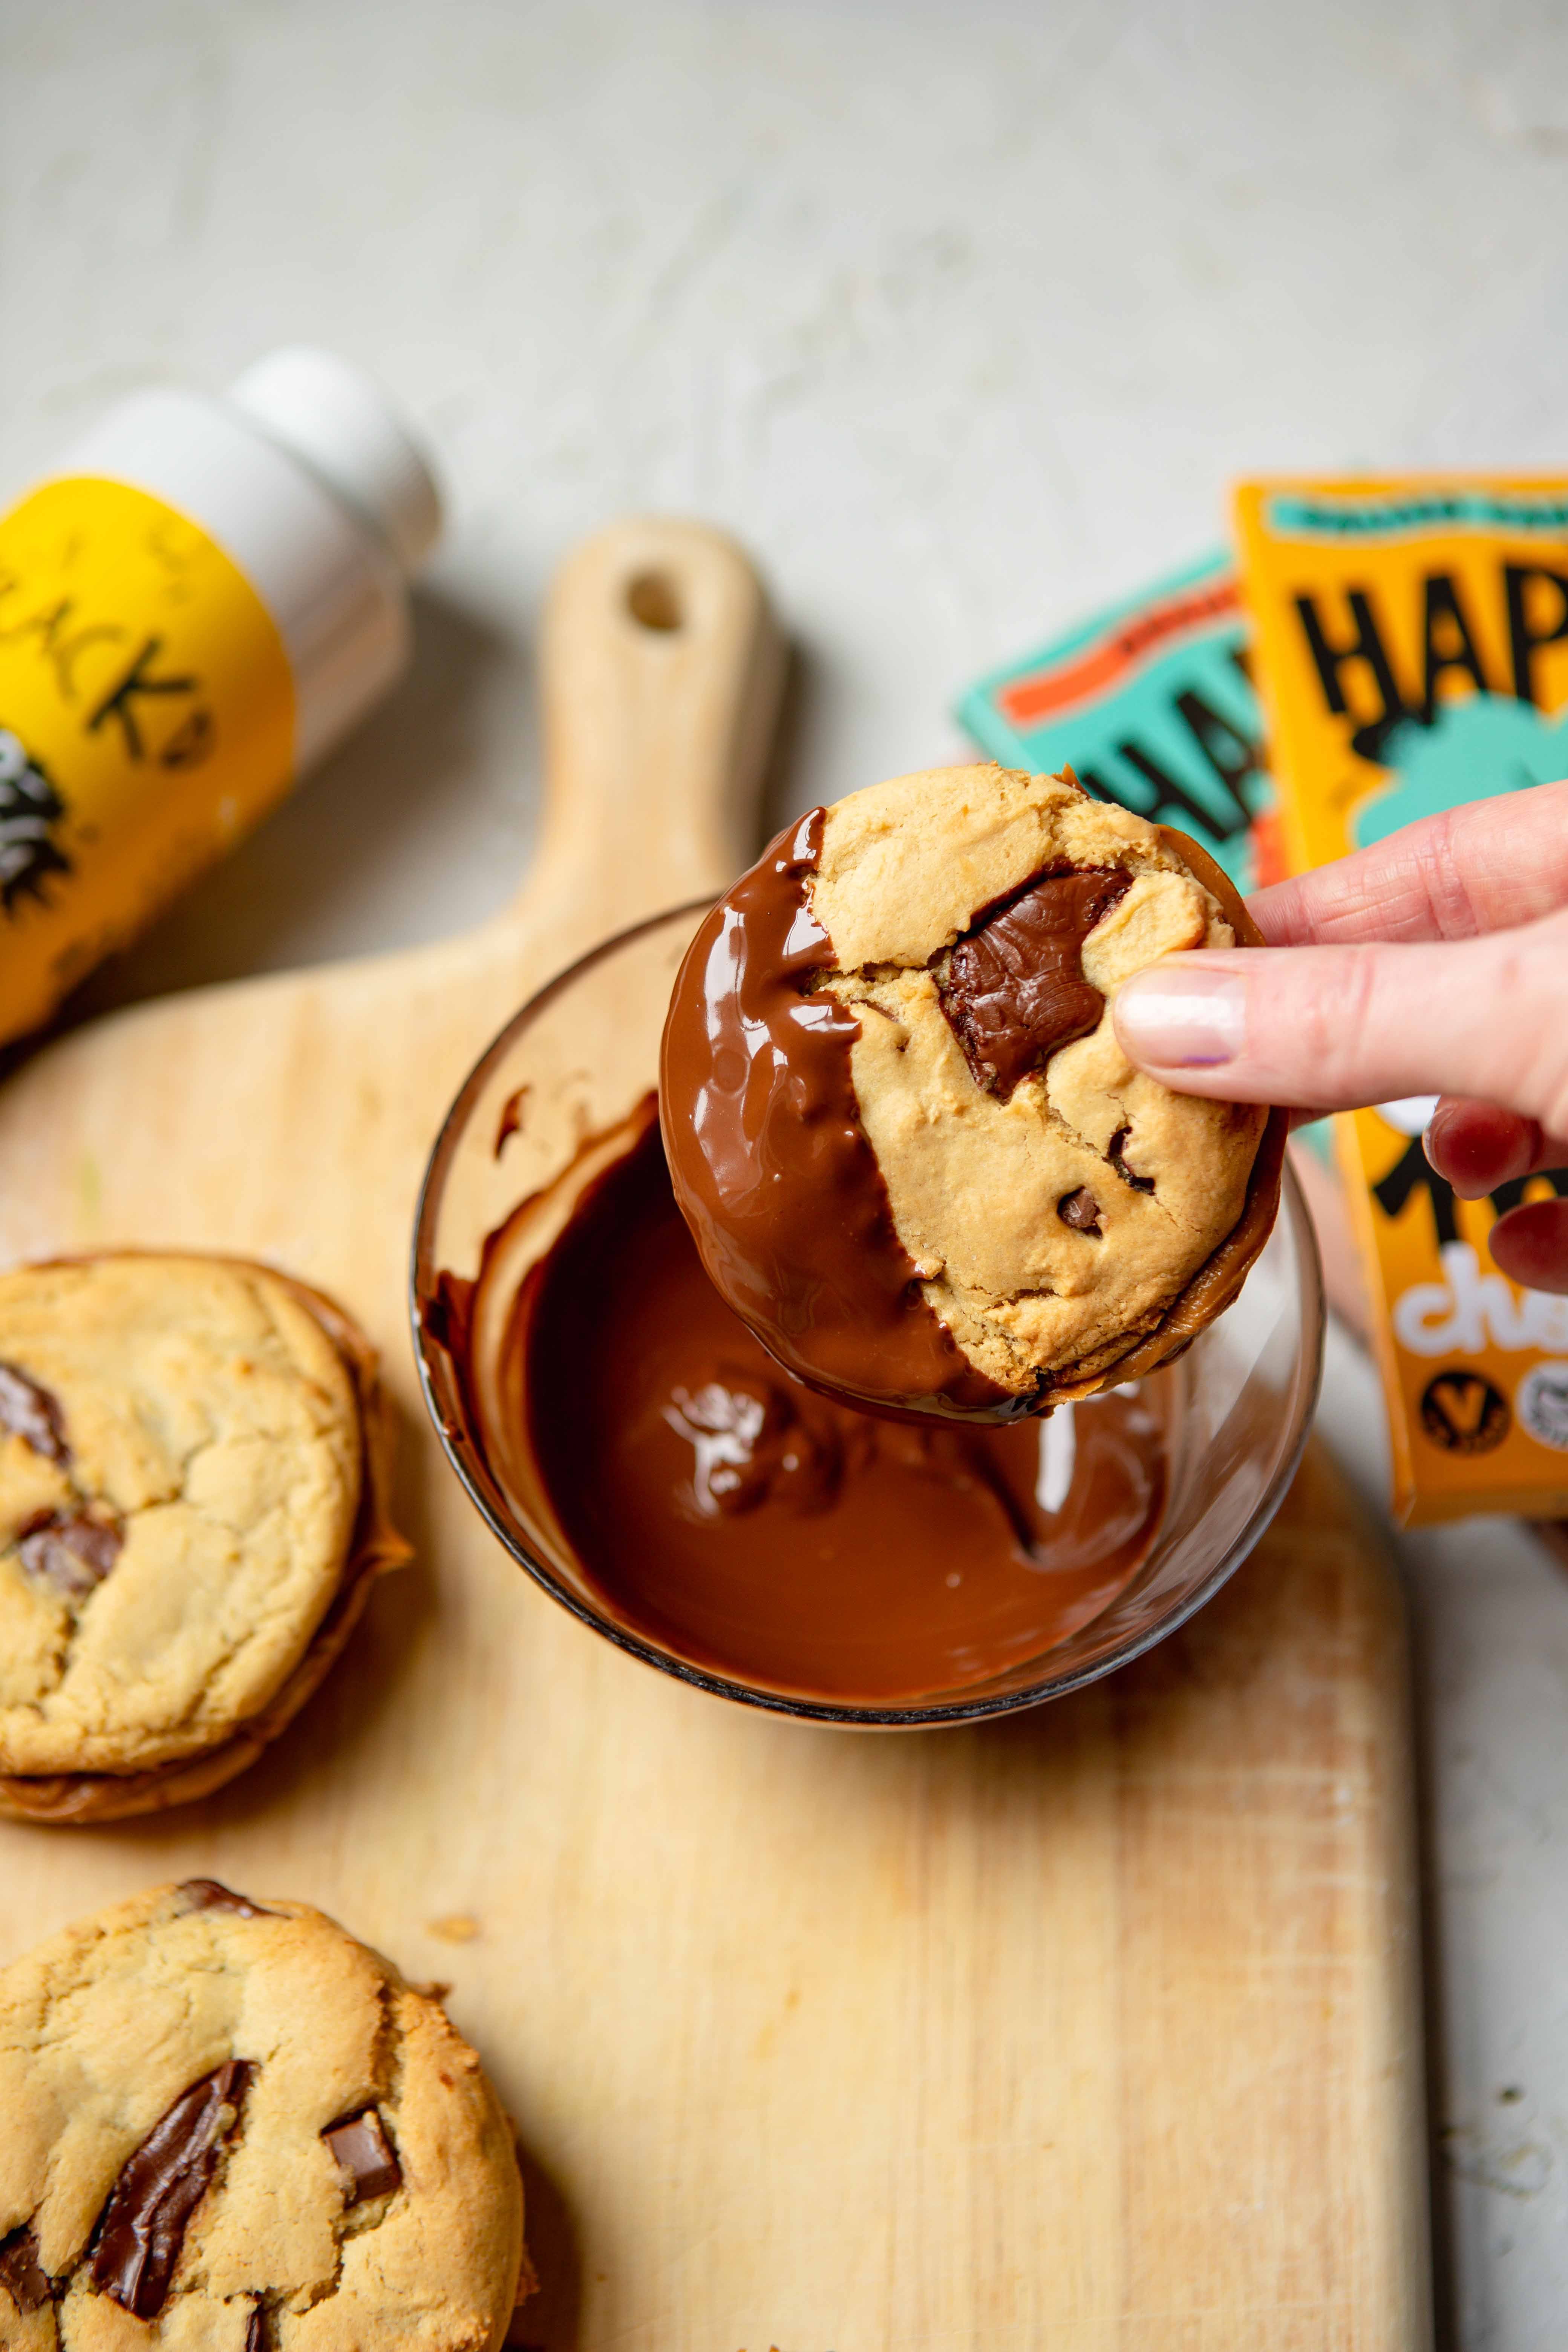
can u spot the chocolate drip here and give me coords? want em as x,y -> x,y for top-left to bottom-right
0,1362 -> 69,1464
323,2109 -> 400,2205
175,1880 -> 274,1920
660,810 -> 1014,1421
493,1085 -> 530,1159
245,2306 -> 268,2352
17,1511 -> 121,1602
0,2225 -> 51,2314
938,865 -> 1131,1099
90,2059 -> 254,2318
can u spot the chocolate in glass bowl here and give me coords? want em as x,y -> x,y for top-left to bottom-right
473,1096 -> 1168,1704
412,905 -> 1322,1727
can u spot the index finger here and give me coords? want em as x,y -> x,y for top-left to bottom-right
1246,777 -> 1568,948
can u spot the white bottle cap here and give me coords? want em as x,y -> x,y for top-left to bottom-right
227,346 -> 443,577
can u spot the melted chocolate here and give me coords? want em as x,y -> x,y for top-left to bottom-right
17,1511 -> 121,1602
246,2307 -> 268,2352
90,2060 -> 254,2318
175,1880 -> 273,1920
516,1118 -> 1165,1704
0,2225 -> 51,2314
0,1362 -> 69,1464
324,2110 -> 400,2205
419,1270 -> 476,1370
660,810 -> 1013,1422
939,865 -> 1131,1098
662,1366 -> 841,1517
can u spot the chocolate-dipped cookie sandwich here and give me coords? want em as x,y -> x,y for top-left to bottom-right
661,762 -> 1286,1419
0,1254 -> 407,1822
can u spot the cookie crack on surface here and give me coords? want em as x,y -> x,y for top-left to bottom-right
1033,1083 -> 1103,1165
298,1982 -> 408,2315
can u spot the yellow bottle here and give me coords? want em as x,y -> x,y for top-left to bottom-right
0,346 -> 441,1046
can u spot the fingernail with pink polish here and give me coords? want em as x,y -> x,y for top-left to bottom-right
1113,968 -> 1248,1069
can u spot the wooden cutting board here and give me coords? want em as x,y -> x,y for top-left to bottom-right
0,520 -> 1430,2349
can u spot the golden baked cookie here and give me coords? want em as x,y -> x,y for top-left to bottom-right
662,763 -> 1286,1416
0,1878 -> 527,2349
0,1256 -> 407,1821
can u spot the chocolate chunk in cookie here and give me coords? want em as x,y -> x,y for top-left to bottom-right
17,1511 -> 121,1602
91,2060 -> 255,2317
940,866 -> 1132,1098
0,1882 -> 525,2349
324,2109 -> 401,2205
0,1364 -> 68,1465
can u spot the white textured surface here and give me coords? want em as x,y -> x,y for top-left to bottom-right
6,2 -> 1568,2340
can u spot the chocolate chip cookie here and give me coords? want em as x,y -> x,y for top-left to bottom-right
0,1878 -> 526,2347
0,1256 -> 408,1822
661,763 -> 1286,1416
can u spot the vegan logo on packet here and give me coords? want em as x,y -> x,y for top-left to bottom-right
1235,475 -> 1568,1525
955,551 -> 1278,893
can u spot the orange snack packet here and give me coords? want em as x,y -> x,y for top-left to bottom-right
1235,476 -> 1568,1524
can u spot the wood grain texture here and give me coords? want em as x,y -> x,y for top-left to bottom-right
0,518 -> 1429,2347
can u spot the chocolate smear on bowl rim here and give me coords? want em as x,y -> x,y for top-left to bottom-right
660,808 -> 1019,1422
1107,1125 -> 1156,1194
324,2108 -> 401,2205
0,1362 -> 69,1464
90,2058 -> 255,2318
936,864 -> 1132,1099
17,1510 -> 121,1602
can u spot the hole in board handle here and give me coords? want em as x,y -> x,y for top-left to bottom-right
626,571 -> 683,632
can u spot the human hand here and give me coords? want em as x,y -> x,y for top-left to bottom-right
1113,781 -> 1568,1293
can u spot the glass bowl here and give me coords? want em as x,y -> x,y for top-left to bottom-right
411,903 -> 1325,1727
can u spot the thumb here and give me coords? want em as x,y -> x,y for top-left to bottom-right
1111,909 -> 1568,1129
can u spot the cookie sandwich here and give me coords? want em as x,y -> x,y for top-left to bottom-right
0,1254 -> 408,1822
661,763 -> 1287,1418
0,1877 -> 527,2348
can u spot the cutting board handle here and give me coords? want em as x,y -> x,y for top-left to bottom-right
514,516 -> 785,958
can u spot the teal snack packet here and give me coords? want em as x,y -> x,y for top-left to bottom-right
956,551 -> 1278,893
